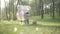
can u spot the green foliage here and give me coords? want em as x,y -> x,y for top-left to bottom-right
0,0 -> 60,20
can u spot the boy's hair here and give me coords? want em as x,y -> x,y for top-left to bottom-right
26,12 -> 29,14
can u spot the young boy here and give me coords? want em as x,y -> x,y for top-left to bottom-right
25,12 -> 30,24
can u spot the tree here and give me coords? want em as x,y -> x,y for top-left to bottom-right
4,0 -> 17,20
40,0 -> 44,19
57,0 -> 60,16
52,0 -> 55,19
4,0 -> 8,20
0,0 -> 1,20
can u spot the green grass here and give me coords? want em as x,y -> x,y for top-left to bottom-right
30,16 -> 60,26
0,16 -> 60,34
0,19 -> 60,26
0,20 -> 60,34
0,24 -> 60,34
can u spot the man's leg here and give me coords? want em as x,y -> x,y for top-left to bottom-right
24,20 -> 27,24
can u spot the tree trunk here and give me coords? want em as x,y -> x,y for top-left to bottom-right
4,0 -> 8,20
12,0 -> 15,20
41,0 -> 44,19
8,0 -> 11,20
0,0 -> 1,21
52,0 -> 55,19
58,0 -> 60,16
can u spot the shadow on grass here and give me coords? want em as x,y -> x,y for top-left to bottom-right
39,18 -> 60,23
23,24 -> 60,28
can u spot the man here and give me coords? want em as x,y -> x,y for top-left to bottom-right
16,10 -> 25,25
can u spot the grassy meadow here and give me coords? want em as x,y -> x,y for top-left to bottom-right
0,16 -> 60,34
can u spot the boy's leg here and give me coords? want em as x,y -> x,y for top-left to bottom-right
26,19 -> 29,24
24,19 -> 29,24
